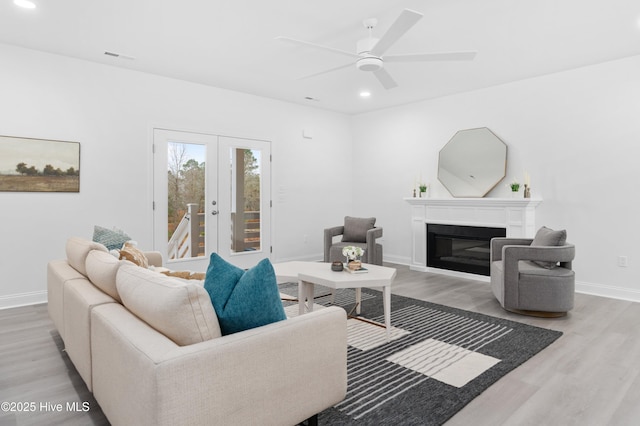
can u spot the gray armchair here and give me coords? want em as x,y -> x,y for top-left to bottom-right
324,216 -> 383,265
490,227 -> 575,317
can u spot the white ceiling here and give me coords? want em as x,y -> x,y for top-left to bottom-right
1,0 -> 639,115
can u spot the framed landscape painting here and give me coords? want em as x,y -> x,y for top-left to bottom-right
0,135 -> 80,192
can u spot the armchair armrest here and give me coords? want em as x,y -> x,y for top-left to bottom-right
324,226 -> 344,262
502,244 -> 575,293
366,227 -> 383,242
325,225 -> 344,238
500,244 -> 575,309
365,227 -> 383,260
490,237 -> 533,262
503,244 -> 575,267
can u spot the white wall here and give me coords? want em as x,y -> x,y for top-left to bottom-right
352,54 -> 640,301
2,42 -> 639,308
0,43 -> 353,308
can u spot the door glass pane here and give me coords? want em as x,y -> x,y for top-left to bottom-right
167,142 -> 206,260
230,148 -> 261,253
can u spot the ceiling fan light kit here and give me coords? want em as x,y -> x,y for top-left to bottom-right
277,8 -> 476,90
357,56 -> 383,72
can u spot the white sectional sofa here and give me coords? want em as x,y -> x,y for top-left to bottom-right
47,237 -> 347,426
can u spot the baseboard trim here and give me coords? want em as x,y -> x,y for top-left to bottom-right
2,273 -> 635,311
575,281 -> 640,303
406,267 -> 640,303
409,265 -> 490,283
0,290 -> 47,310
381,254 -> 411,266
273,254 -> 323,264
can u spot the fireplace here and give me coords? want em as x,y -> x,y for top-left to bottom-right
426,224 -> 506,276
405,198 -> 541,279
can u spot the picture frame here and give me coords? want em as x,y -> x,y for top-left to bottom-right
0,135 -> 80,193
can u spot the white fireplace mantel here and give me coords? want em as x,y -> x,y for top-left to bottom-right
404,197 -> 542,279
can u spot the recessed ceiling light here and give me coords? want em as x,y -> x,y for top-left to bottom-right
14,0 -> 36,9
359,91 -> 371,98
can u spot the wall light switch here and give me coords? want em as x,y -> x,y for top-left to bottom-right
302,129 -> 313,139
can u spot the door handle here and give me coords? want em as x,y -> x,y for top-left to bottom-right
211,210 -> 219,216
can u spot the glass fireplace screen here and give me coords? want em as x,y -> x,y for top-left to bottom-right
427,224 -> 506,276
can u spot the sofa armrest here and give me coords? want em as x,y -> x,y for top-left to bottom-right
91,304 -> 347,426
47,260 -> 85,339
144,251 -> 163,267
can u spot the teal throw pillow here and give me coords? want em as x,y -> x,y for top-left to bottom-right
92,225 -> 131,251
204,253 -> 286,335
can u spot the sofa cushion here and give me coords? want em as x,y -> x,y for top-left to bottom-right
204,253 -> 286,335
531,226 -> 567,269
116,263 -> 221,345
66,237 -> 108,277
93,225 -> 131,251
341,216 -> 375,243
86,250 -> 124,302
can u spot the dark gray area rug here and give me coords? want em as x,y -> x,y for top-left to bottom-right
279,284 -> 562,426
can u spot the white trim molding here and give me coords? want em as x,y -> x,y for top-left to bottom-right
576,280 -> 640,304
404,197 -> 542,278
0,290 -> 47,310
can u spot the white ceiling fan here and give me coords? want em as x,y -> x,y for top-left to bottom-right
276,9 -> 477,90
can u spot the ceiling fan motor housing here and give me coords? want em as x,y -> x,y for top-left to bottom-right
357,37 -> 379,55
356,37 -> 383,71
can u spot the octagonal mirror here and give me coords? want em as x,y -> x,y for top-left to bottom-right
438,127 -> 507,197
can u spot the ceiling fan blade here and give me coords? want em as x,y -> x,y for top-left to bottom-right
385,51 -> 477,62
298,62 -> 353,80
373,68 -> 398,90
371,9 -> 423,56
275,36 -> 360,59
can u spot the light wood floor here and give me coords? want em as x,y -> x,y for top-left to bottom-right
2,264 -> 639,425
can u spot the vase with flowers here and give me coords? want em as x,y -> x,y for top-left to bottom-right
342,246 -> 364,271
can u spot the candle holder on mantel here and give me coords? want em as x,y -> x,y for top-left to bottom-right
524,184 -> 531,198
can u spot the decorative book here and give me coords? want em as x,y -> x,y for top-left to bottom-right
345,266 -> 368,274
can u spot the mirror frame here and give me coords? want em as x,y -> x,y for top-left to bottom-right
438,127 -> 507,198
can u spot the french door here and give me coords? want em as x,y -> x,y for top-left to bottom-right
153,129 -> 271,271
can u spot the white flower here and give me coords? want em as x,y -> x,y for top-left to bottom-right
342,245 -> 364,260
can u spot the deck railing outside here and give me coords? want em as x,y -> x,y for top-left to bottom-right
168,204 -> 260,259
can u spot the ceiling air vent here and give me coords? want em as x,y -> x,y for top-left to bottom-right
104,51 -> 135,60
